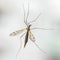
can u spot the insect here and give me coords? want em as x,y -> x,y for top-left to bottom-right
9,3 -> 52,56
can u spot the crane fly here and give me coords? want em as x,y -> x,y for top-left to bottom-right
9,3 -> 52,56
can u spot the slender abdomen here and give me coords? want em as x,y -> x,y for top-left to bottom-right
24,25 -> 31,47
24,30 -> 29,47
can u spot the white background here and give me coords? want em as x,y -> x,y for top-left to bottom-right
0,0 -> 60,60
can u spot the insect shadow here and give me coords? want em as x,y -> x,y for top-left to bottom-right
9,3 -> 52,57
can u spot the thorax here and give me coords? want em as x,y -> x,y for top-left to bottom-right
26,25 -> 31,31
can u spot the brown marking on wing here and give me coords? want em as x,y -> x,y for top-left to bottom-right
10,29 -> 25,36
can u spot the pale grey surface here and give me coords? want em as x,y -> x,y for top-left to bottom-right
0,0 -> 60,60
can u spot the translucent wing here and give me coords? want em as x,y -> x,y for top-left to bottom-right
29,31 -> 35,42
29,31 -> 47,54
10,28 -> 26,36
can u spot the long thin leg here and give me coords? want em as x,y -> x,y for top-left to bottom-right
16,32 -> 26,57
31,27 -> 54,30
16,39 -> 22,57
23,4 -> 27,25
20,32 -> 26,38
23,2 -> 29,26
34,42 -> 47,54
25,2 -> 29,25
28,13 -> 42,24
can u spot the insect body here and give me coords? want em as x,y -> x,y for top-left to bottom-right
9,4 -> 50,56
24,25 -> 31,47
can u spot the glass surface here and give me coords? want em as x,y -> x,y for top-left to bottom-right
0,0 -> 60,60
